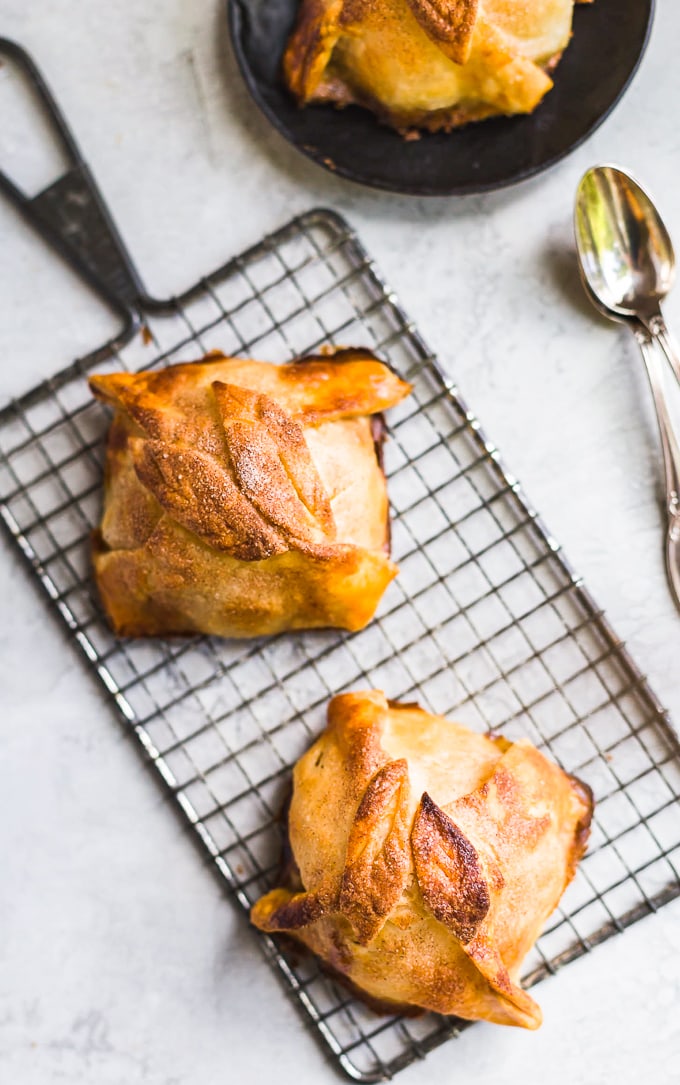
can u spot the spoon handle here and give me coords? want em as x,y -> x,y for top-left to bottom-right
647,312 -> 680,388
634,326 -> 680,609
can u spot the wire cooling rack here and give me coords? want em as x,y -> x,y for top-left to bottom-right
1,209 -> 679,1082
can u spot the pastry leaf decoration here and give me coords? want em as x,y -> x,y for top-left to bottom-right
130,438 -> 287,560
129,380 -> 336,559
411,791 -> 490,943
406,0 -> 479,63
338,758 -> 411,944
213,381 -> 335,539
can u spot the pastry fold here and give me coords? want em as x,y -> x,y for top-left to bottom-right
252,690 -> 593,1027
89,350 -> 410,637
284,0 -> 591,132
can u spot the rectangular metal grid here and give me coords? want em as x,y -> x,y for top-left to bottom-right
1,209 -> 679,1082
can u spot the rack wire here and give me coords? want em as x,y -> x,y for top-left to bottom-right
1,209 -> 679,1082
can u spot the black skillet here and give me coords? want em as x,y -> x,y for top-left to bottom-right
228,0 -> 655,196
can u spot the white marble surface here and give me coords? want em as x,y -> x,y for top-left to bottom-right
1,1 -> 679,1082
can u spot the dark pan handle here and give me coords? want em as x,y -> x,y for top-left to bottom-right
0,37 -> 144,317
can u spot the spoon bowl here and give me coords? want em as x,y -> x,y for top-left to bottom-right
575,165 -> 675,321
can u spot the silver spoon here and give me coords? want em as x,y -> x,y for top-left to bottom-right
574,164 -> 680,611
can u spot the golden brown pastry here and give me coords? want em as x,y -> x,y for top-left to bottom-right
252,690 -> 593,1027
285,0 -> 592,133
89,350 -> 411,638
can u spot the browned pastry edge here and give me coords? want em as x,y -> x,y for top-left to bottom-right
565,771 -> 595,879
291,63 -> 563,138
285,58 -> 501,136
90,347 -> 411,430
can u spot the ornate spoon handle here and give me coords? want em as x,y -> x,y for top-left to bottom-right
647,311 -> 680,388
634,324 -> 680,611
